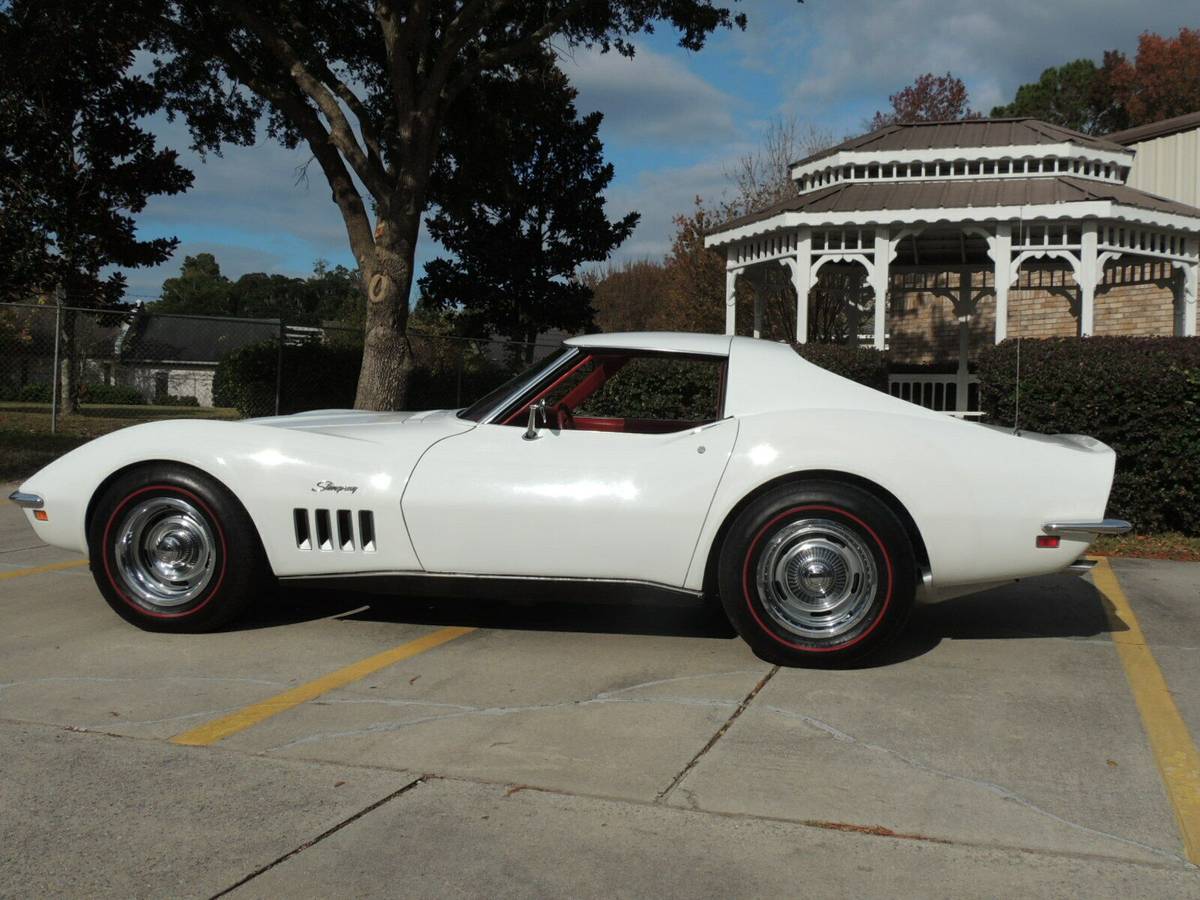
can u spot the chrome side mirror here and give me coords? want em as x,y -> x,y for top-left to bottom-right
523,398 -> 547,441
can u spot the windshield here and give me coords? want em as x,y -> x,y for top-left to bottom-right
458,346 -> 573,422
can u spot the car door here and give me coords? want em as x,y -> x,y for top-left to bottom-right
402,417 -> 738,587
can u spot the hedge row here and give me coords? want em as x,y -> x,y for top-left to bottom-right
793,344 -> 890,390
212,339 -> 512,418
0,382 -> 148,405
977,337 -> 1200,535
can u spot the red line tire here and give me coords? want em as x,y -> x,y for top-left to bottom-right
87,464 -> 267,632
717,481 -> 916,666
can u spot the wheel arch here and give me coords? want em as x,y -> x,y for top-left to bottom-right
84,459 -> 271,570
701,470 -> 931,597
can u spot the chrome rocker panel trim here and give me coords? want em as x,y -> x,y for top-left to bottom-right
1043,519 -> 1132,537
8,491 -> 44,510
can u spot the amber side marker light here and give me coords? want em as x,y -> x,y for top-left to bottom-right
33,510 -> 48,521
1036,535 -> 1060,548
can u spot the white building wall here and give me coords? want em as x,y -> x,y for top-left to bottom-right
1125,128 -> 1200,207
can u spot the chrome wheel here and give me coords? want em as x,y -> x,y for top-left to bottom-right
755,518 -> 879,640
113,496 -> 217,609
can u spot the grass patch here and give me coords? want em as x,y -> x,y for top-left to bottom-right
1092,532 -> 1200,563
0,404 -> 239,482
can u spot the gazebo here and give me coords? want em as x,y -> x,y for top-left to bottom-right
705,118 -> 1200,412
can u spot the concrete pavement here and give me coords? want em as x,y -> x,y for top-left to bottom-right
1,486 -> 1197,898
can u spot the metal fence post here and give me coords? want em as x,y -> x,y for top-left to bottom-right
275,317 -> 284,416
50,284 -> 63,435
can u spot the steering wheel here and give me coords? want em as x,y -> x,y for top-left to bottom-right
556,404 -> 575,430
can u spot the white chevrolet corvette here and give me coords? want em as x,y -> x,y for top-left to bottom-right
11,332 -> 1129,665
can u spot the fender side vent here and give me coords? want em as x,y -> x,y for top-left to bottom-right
358,511 -> 376,552
336,509 -> 355,551
293,509 -> 311,550
314,509 -> 333,551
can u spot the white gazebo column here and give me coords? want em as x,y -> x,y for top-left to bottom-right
724,245 -> 739,335
993,222 -> 1012,343
1079,220 -> 1098,336
870,227 -> 893,350
791,228 -> 813,344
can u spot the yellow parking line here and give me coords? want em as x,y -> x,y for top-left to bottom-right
0,559 -> 88,581
1093,556 -> 1200,864
171,625 -> 475,746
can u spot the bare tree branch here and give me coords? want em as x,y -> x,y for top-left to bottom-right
224,2 -> 389,198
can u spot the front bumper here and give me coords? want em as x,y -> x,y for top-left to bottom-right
8,491 -> 44,509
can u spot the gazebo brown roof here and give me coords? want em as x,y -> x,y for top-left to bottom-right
711,175 -> 1200,236
792,118 -> 1128,168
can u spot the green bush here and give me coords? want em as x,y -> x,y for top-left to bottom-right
79,383 -> 146,405
213,338 -> 512,417
977,337 -> 1200,535
793,344 -> 890,391
214,340 -> 361,417
157,394 -> 200,407
0,382 -> 53,403
577,357 -> 722,420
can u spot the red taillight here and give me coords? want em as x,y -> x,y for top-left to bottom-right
1036,535 -> 1060,548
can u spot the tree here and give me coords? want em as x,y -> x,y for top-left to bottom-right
723,116 -> 833,218
153,253 -> 233,315
990,60 -> 1119,134
585,259 -> 670,333
149,1 -> 758,410
655,200 -> 725,334
419,60 -> 637,360
0,0 -> 192,411
1102,28 -> 1200,129
870,72 -> 976,130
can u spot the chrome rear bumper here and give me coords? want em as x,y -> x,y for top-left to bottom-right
1043,519 -> 1132,537
8,491 -> 44,509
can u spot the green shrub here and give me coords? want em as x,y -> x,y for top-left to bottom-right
793,344 -> 890,391
577,356 -> 722,420
977,337 -> 1200,535
0,382 -> 53,403
79,383 -> 146,405
214,339 -> 361,417
157,394 -> 200,407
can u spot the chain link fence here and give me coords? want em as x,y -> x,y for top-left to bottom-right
0,301 -> 559,437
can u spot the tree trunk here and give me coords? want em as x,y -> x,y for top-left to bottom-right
60,308 -> 80,414
353,221 -> 417,410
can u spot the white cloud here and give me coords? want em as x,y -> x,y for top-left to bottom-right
603,157 -> 734,262
563,43 -> 737,144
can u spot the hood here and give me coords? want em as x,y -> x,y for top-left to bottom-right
247,407 -> 470,441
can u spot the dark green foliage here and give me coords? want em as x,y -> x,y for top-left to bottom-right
578,357 -> 722,421
0,0 -> 192,305
421,59 -> 637,352
79,383 -> 147,405
213,339 -> 513,417
793,345 -> 891,391
989,59 -> 1123,135
977,338 -> 1200,534
154,394 -> 200,407
0,382 -> 146,404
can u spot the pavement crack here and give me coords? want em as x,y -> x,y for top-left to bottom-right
261,671 -> 759,752
210,775 -> 427,899
760,704 -> 1190,866
654,665 -> 779,804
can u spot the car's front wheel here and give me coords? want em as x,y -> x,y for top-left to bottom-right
88,464 -> 265,632
717,481 -> 916,666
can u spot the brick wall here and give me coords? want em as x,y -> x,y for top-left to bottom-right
885,262 -> 1179,363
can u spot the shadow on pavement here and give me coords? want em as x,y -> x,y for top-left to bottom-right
237,571 -> 1125,667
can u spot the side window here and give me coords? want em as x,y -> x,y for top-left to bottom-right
575,355 -> 724,428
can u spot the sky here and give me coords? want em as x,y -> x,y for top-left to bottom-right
119,0 -> 1198,299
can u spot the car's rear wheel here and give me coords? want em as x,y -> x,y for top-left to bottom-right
717,481 -> 916,666
88,464 -> 265,632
